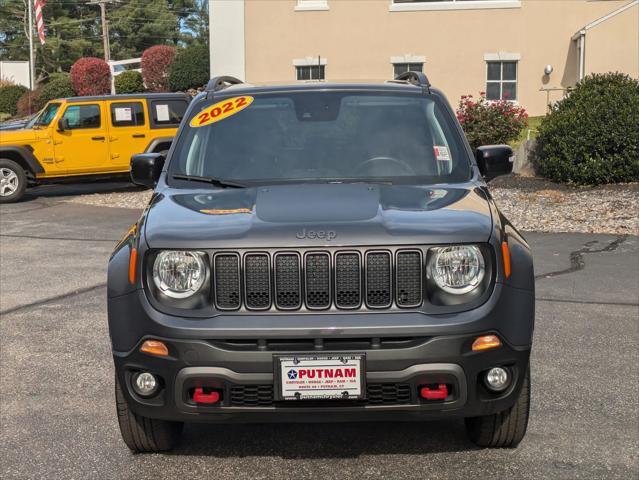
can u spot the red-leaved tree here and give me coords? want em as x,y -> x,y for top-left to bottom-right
141,45 -> 177,92
70,57 -> 112,96
456,92 -> 528,151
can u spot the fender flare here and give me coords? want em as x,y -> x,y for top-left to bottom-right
0,146 -> 45,174
144,137 -> 174,154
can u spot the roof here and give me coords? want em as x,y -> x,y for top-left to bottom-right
572,0 -> 638,39
55,92 -> 191,103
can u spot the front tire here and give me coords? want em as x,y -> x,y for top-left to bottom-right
465,365 -> 531,448
0,159 -> 27,204
115,374 -> 183,453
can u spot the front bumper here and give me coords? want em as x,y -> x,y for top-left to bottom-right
114,332 -> 531,423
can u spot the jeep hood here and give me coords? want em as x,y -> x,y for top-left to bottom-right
144,183 -> 493,249
0,129 -> 37,144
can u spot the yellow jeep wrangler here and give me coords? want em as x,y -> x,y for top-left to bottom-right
0,93 -> 190,203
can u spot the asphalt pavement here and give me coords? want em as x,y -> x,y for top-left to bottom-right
1,185 -> 637,479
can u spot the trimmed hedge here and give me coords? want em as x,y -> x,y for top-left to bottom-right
70,57 -> 111,96
534,72 -> 639,185
168,45 -> 210,91
141,45 -> 176,92
37,76 -> 75,108
115,70 -> 145,94
0,85 -> 28,116
456,93 -> 528,151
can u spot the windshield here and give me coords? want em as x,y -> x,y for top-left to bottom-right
24,111 -> 41,129
34,102 -> 61,127
170,91 -> 470,185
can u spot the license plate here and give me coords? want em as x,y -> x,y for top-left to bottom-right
275,354 -> 365,400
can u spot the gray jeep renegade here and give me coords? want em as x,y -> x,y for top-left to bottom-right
108,73 -> 534,453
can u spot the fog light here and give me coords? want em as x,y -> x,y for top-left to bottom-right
484,367 -> 510,392
133,372 -> 159,397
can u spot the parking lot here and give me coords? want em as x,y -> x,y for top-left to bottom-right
1,185 -> 637,480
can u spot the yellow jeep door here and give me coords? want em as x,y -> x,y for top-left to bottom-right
107,100 -> 149,171
52,102 -> 110,174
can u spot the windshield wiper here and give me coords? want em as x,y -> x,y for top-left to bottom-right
171,174 -> 246,189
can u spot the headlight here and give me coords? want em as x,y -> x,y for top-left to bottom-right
427,245 -> 485,294
152,251 -> 207,298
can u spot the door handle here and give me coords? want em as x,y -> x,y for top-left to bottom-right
132,134 -> 146,138
91,136 -> 106,141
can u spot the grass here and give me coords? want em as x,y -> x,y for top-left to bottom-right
510,116 -> 544,150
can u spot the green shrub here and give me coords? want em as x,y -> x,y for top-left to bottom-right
534,72 -> 639,185
37,77 -> 75,109
45,72 -> 70,84
168,45 -> 210,91
456,92 -> 528,151
115,70 -> 145,94
0,85 -> 28,116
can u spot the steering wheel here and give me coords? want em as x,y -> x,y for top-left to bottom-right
355,156 -> 416,176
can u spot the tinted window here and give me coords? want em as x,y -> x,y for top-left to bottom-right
171,92 -> 470,185
61,104 -> 101,129
110,102 -> 145,127
149,99 -> 187,127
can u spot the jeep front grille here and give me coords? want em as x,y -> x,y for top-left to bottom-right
213,253 -> 241,310
211,248 -> 424,312
228,383 -> 413,407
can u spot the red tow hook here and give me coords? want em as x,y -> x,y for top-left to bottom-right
192,387 -> 220,404
420,384 -> 449,400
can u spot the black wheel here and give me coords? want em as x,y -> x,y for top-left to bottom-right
115,374 -> 183,453
465,365 -> 530,448
0,158 -> 27,204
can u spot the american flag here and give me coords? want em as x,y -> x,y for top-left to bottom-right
34,0 -> 47,45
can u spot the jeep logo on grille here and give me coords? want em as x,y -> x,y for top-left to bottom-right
296,228 -> 337,241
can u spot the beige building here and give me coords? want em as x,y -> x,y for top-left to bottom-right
209,0 -> 639,116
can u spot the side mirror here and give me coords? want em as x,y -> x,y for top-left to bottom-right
130,153 -> 165,188
475,145 -> 514,181
57,118 -> 69,132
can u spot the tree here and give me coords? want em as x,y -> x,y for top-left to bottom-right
182,0 -> 209,47
0,1 -> 102,83
109,0 -> 186,59
0,0 -> 204,80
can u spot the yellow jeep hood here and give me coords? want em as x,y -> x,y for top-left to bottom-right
0,129 -> 38,145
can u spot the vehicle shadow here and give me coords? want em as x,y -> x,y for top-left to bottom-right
170,420 -> 478,458
21,180 -> 144,203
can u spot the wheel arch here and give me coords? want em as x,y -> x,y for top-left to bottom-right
144,137 -> 173,155
0,146 -> 44,177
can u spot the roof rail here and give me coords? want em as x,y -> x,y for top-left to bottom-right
387,71 -> 431,92
205,76 -> 244,94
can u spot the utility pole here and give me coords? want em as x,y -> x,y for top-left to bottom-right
89,0 -> 115,62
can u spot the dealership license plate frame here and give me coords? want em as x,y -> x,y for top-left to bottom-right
274,353 -> 366,401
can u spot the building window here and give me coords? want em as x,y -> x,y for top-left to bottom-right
390,0 -> 521,12
393,62 -> 424,78
486,61 -> 517,101
296,65 -> 325,81
295,0 -> 329,11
